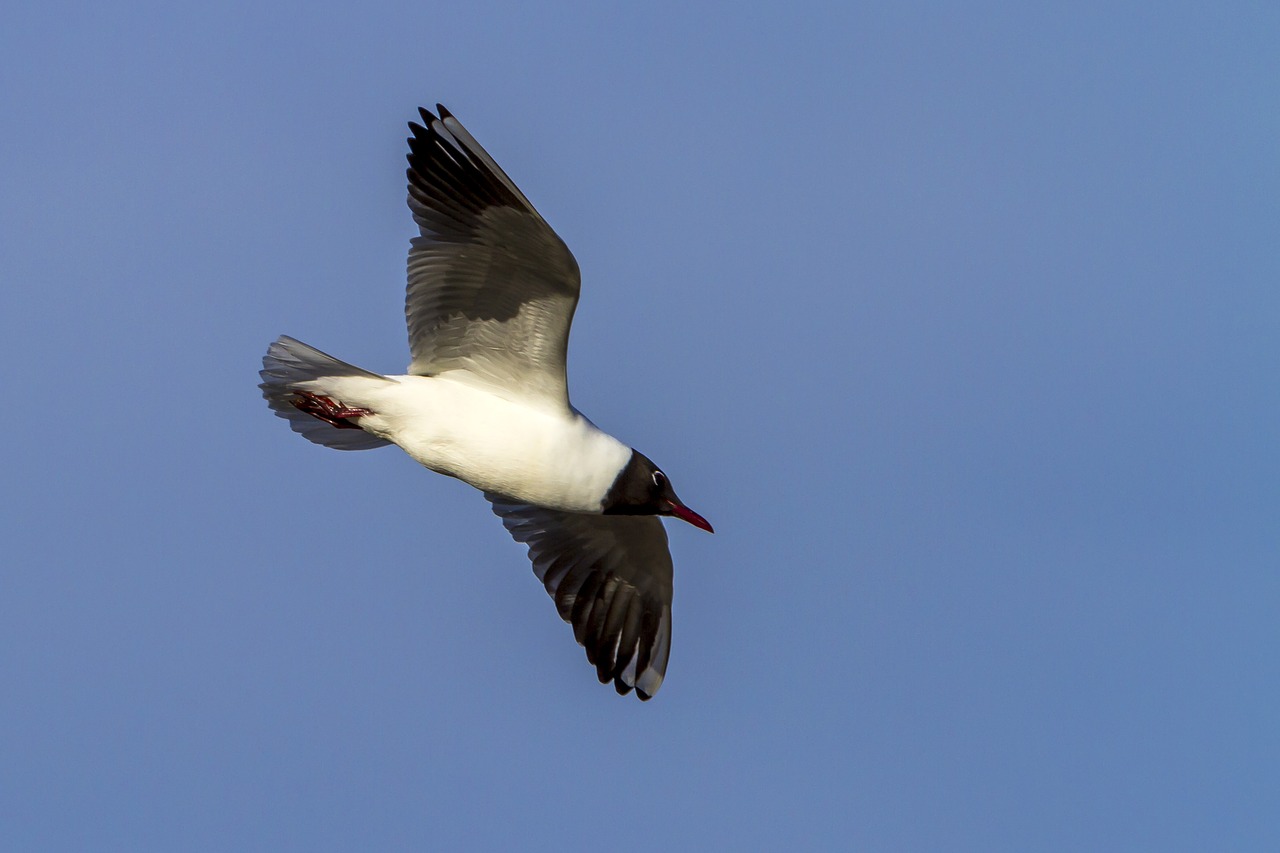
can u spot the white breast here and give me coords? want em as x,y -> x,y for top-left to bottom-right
325,373 -> 631,512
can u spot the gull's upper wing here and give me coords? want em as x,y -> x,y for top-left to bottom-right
405,105 -> 581,408
487,495 -> 674,700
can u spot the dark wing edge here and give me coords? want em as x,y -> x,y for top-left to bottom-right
486,495 -> 674,700
406,104 -> 535,236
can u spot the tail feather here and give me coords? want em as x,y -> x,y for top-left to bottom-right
259,335 -> 393,450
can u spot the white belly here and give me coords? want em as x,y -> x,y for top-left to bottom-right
318,373 -> 631,512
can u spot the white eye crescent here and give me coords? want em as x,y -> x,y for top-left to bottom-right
652,471 -> 666,487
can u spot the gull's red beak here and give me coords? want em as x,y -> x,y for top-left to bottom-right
667,501 -> 714,533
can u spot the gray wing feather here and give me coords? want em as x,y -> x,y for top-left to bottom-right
405,106 -> 580,407
486,495 -> 675,700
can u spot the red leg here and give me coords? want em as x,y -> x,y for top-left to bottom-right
289,391 -> 374,430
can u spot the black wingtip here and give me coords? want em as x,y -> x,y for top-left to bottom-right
406,124 -> 427,154
417,105 -> 438,126
436,103 -> 452,119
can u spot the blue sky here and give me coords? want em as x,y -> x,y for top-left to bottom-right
3,2 -> 1277,849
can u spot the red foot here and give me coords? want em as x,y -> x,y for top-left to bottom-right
290,391 -> 374,429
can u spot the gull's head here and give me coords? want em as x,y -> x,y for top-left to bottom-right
602,450 -> 713,533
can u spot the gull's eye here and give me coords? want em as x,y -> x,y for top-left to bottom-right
651,470 -> 666,488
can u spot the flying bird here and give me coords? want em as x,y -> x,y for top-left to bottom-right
259,105 -> 712,700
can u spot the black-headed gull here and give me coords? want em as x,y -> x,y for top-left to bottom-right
259,105 -> 711,700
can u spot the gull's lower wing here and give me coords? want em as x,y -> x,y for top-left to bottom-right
486,495 -> 674,700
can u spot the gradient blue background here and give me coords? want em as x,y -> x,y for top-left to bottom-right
3,2 -> 1277,849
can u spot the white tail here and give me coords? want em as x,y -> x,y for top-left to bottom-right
258,335 -> 393,450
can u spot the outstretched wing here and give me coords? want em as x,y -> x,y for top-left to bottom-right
405,105 -> 581,409
487,495 -> 674,700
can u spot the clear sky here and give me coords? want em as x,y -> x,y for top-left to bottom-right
3,2 -> 1277,850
